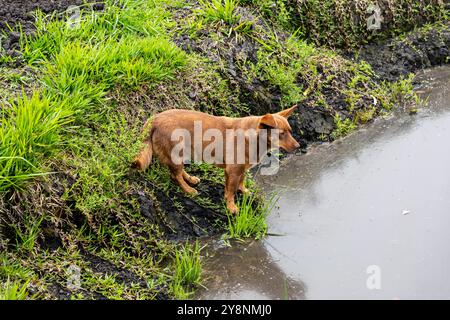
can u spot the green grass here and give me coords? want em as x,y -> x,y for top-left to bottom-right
0,92 -> 71,191
171,241 -> 203,299
45,36 -> 186,92
227,192 -> 276,240
385,73 -> 419,108
372,73 -> 419,112
0,279 -> 30,300
241,0 -> 292,29
331,114 -> 357,140
0,254 -> 37,300
13,215 -> 44,253
198,0 -> 240,25
20,0 -> 176,64
82,273 -> 126,300
248,31 -> 317,107
0,255 -> 35,280
1,0 -> 187,193
355,107 -> 376,124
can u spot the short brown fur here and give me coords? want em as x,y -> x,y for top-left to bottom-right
133,105 -> 300,214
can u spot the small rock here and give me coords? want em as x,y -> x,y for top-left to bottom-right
188,91 -> 197,99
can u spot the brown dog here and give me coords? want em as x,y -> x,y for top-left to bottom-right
133,105 -> 300,214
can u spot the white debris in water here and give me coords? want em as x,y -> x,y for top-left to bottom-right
402,210 -> 411,215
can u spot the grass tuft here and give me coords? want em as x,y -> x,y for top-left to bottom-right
198,0 -> 240,25
13,215 -> 44,253
227,192 -> 276,240
0,92 -> 71,191
171,241 -> 202,299
331,114 -> 357,139
0,279 -> 30,300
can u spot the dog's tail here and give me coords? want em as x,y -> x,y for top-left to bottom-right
132,118 -> 154,171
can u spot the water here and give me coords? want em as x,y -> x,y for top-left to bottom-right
198,66 -> 450,300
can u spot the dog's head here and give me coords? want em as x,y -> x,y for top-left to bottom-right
259,105 -> 300,152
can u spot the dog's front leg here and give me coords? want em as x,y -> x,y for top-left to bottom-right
224,165 -> 245,214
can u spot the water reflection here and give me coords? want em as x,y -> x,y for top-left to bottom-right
198,239 -> 306,299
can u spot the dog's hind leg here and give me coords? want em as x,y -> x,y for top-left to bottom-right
170,166 -> 198,195
182,170 -> 200,185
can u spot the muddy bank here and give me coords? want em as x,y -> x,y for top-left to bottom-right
0,0 -> 103,52
133,174 -> 228,239
357,21 -> 450,82
280,0 -> 447,49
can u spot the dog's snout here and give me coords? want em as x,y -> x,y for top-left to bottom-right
289,141 -> 300,152
289,136 -> 300,150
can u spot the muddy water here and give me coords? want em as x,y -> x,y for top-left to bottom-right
197,66 -> 450,300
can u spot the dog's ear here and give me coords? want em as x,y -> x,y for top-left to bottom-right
259,113 -> 277,128
277,104 -> 298,118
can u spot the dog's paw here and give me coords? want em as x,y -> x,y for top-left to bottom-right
239,186 -> 250,194
188,175 -> 200,185
227,204 -> 239,215
184,186 -> 198,195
